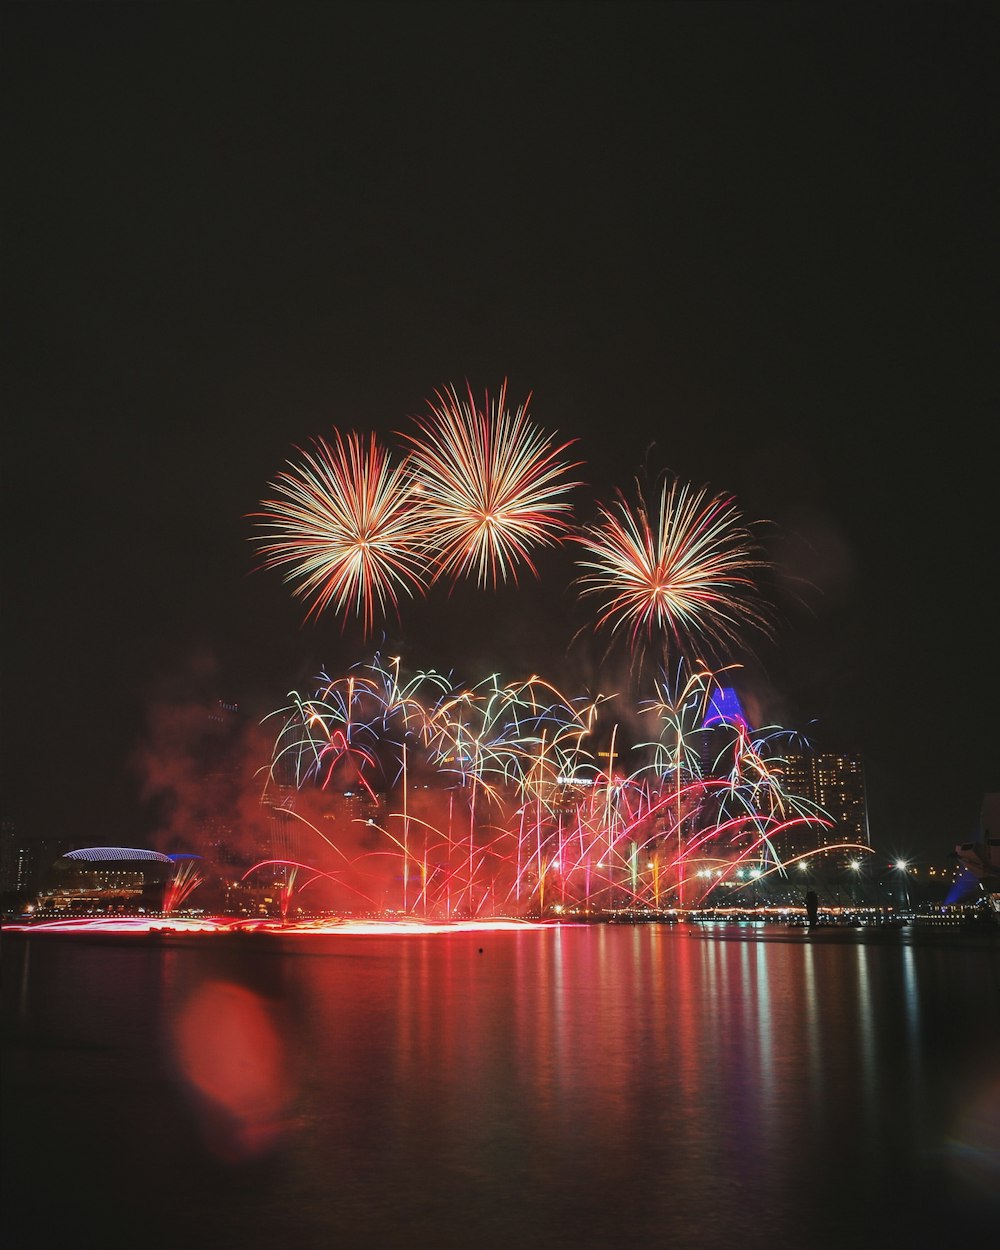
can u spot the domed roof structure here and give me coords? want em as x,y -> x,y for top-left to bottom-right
62,847 -> 172,863
39,847 -> 176,913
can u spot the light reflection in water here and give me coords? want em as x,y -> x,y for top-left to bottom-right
854,944 -> 878,1150
3,924 -> 998,1248
802,943 -> 824,1113
753,943 -> 776,1151
902,942 -> 921,1065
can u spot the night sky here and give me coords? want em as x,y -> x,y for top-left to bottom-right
4,1 -> 997,860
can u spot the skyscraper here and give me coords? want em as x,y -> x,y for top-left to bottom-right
780,749 -> 870,854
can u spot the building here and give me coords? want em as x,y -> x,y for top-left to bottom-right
780,749 -> 871,855
36,847 -> 174,914
1,822 -> 73,906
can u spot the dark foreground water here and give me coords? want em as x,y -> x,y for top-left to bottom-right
3,922 -> 999,1249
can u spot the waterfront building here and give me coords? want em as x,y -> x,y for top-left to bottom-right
0,822 -> 73,904
36,847 -> 174,913
777,748 -> 871,856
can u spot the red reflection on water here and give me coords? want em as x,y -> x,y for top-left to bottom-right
170,979 -> 293,1162
3,915 -> 554,937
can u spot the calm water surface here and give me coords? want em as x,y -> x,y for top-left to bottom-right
3,922 -> 999,1249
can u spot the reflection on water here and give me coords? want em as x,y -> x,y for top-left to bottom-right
3,924 -> 998,1249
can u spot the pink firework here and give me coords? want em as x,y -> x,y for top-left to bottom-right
251,430 -> 430,635
574,474 -> 773,658
401,380 -> 583,587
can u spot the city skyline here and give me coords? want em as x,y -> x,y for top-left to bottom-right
2,666 -> 981,922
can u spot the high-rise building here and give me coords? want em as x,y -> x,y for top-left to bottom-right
780,749 -> 870,854
0,820 -> 31,896
1,821 -> 73,902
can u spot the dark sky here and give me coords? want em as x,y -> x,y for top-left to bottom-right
4,1 -> 997,860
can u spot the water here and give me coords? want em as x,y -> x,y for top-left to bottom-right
3,922 -> 999,1248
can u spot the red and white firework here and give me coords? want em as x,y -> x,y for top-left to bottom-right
574,474 -> 773,658
251,430 -> 430,635
401,380 -> 582,587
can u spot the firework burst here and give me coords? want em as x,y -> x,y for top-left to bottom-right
574,474 -> 773,662
251,430 -> 430,635
255,655 -> 839,919
401,379 -> 583,587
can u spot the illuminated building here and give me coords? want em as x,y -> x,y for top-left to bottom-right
1,823 -> 73,905
36,847 -> 174,913
333,787 -> 385,827
780,749 -> 870,854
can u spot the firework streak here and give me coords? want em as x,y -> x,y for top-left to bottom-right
238,385 -> 850,919
245,656 -> 861,919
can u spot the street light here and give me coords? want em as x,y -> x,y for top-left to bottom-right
850,857 -> 883,922
849,859 -> 863,911
894,859 -> 911,912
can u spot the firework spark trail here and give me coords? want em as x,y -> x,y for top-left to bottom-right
317,730 -> 380,800
700,718 -> 831,875
163,856 -> 204,915
361,654 -> 452,741
698,822 -> 855,905
242,859 -> 380,909
251,430 -> 431,635
267,681 -> 379,790
254,655 -> 840,917
574,474 -> 773,663
401,380 -> 583,587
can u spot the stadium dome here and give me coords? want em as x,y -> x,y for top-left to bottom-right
62,847 -> 172,864
40,847 -> 175,913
